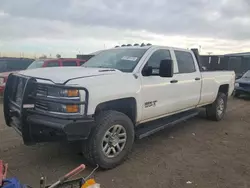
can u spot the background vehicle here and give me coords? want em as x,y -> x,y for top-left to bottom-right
4,44 -> 235,169
234,70 -> 250,97
27,58 -> 86,69
0,58 -> 34,73
0,58 -> 34,95
0,58 -> 86,95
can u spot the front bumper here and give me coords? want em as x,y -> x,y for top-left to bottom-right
4,73 -> 93,145
10,114 -> 94,144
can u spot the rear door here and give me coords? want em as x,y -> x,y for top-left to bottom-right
173,50 -> 201,110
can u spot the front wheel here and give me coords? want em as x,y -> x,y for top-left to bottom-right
206,92 -> 227,121
82,110 -> 135,169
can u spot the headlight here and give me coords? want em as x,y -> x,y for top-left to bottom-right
47,88 -> 82,113
235,83 -> 239,87
60,89 -> 79,97
36,85 -> 84,115
40,86 -> 80,98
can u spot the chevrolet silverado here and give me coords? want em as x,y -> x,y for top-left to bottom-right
4,44 -> 235,169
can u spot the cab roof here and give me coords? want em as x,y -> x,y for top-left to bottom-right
111,45 -> 191,52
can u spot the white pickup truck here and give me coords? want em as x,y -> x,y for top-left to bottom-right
4,45 -> 235,169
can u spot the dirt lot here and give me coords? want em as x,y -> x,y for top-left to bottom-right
1,97 -> 250,188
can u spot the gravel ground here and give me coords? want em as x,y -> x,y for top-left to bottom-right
0,97 -> 250,188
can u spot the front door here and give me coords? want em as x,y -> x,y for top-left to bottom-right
139,48 -> 180,121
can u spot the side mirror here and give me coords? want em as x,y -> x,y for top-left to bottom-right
159,59 -> 173,77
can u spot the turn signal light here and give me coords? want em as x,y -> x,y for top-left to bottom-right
66,105 -> 79,113
67,89 -> 79,97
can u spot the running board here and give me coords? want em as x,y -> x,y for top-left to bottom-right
136,109 -> 199,139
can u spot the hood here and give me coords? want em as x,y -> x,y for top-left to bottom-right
0,70 -> 19,77
236,77 -> 250,84
19,67 -> 122,84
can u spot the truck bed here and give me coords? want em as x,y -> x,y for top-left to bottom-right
198,71 -> 235,106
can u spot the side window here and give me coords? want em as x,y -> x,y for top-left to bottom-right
175,51 -> 196,73
62,61 -> 77,66
46,61 -> 59,67
143,49 -> 171,75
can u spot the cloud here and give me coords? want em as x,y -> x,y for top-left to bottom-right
0,0 -> 250,56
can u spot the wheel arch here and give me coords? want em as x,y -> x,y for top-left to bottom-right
94,97 -> 137,125
218,84 -> 229,96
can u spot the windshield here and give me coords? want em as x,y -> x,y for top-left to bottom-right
27,60 -> 44,69
243,70 -> 250,78
82,48 -> 147,72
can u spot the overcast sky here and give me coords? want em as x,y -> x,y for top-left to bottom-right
0,0 -> 250,57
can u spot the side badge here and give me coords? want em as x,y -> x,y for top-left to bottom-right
145,100 -> 157,108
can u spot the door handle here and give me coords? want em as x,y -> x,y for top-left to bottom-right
195,77 -> 201,81
170,80 -> 178,83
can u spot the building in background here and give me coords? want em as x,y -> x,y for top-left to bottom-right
200,52 -> 250,78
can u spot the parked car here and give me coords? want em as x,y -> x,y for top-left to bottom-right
235,72 -> 244,80
4,45 -> 235,169
0,58 -> 86,95
234,70 -> 250,97
0,71 -> 14,94
27,58 -> 86,69
0,58 -> 34,94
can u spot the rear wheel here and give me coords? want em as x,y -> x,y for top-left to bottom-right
206,92 -> 227,121
82,110 -> 134,169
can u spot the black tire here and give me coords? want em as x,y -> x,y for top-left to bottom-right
82,110 -> 135,169
206,92 -> 227,121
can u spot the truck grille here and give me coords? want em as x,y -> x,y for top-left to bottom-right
35,101 -> 49,111
35,84 -> 49,111
6,74 -> 88,121
36,84 -> 48,96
